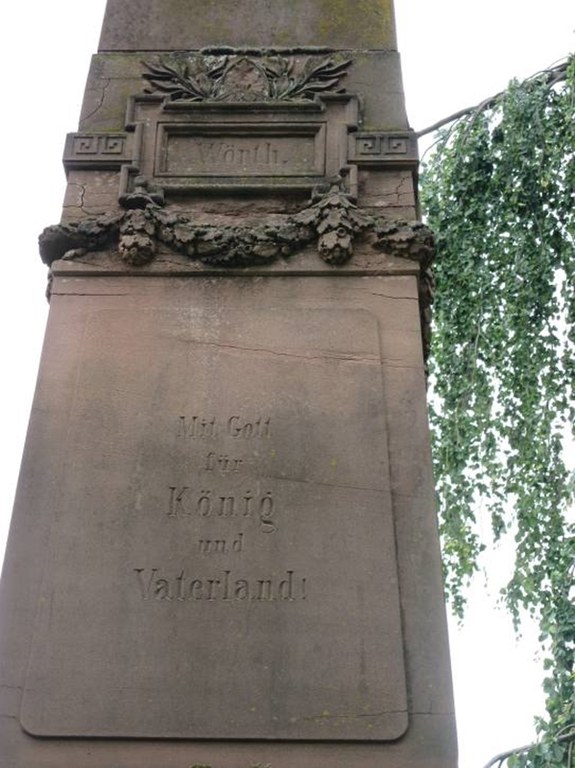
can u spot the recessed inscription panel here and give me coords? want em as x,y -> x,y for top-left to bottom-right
156,124 -> 325,178
21,307 -> 407,741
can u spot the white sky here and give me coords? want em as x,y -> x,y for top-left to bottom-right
0,2 -> 573,766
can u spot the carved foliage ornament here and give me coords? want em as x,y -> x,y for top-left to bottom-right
39,183 -> 434,273
39,191 -> 435,358
39,183 -> 372,268
142,53 -> 352,103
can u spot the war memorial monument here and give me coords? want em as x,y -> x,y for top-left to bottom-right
0,1 -> 458,765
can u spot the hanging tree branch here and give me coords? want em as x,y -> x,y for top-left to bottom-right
419,53 -> 575,768
416,58 -> 570,137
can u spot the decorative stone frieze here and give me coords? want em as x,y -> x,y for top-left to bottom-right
40,183 -> 433,271
142,53 -> 352,103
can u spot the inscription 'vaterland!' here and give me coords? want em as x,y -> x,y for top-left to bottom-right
134,568 -> 308,602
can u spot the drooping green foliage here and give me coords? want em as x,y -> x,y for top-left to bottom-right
420,58 -> 575,762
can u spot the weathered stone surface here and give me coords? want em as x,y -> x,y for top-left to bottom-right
0,274 -> 456,766
77,51 -> 409,135
99,0 -> 398,51
0,0 -> 457,765
20,304 -> 407,741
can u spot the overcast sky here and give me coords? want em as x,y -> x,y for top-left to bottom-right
0,2 -> 573,766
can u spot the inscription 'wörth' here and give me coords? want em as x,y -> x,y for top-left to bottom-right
163,135 -> 318,177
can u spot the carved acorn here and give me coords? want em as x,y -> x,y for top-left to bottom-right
294,182 -> 369,264
118,209 -> 156,266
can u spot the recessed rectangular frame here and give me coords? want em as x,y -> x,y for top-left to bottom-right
155,122 -> 327,181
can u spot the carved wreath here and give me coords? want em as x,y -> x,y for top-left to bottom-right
142,54 -> 352,103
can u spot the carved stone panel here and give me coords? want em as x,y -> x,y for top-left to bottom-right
142,54 -> 352,103
155,123 -> 326,178
20,306 -> 407,742
120,87 -> 359,196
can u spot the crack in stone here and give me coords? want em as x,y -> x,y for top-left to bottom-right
380,361 -> 423,370
65,183 -> 87,211
254,473 -> 388,494
370,291 -> 417,300
79,78 -> 111,128
177,338 -> 381,365
302,708 -> 407,720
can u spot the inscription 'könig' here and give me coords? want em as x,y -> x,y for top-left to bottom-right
167,487 -> 277,532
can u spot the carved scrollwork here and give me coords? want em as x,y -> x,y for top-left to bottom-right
142,53 -> 352,103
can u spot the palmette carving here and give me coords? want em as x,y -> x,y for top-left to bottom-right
142,53 -> 352,102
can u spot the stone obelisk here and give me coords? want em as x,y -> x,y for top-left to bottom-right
0,1 -> 457,765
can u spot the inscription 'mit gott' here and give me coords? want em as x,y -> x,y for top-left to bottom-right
177,415 -> 271,439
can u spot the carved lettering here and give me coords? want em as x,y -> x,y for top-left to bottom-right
167,487 -> 276,532
204,452 -> 243,473
178,415 -> 216,439
164,133 -> 317,177
198,538 -> 228,555
200,141 -> 286,168
134,567 -> 157,599
133,569 -> 307,602
227,416 -> 271,438
194,140 -> 285,168
168,486 -> 192,517
177,415 -> 271,439
187,763 -> 271,768
198,532 -> 244,555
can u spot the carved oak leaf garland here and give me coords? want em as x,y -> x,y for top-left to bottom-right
38,190 -> 435,358
39,186 -> 434,273
39,183 -> 373,268
293,184 -> 371,265
142,53 -> 352,103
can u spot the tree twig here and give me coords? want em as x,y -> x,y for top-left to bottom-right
416,59 -> 569,138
